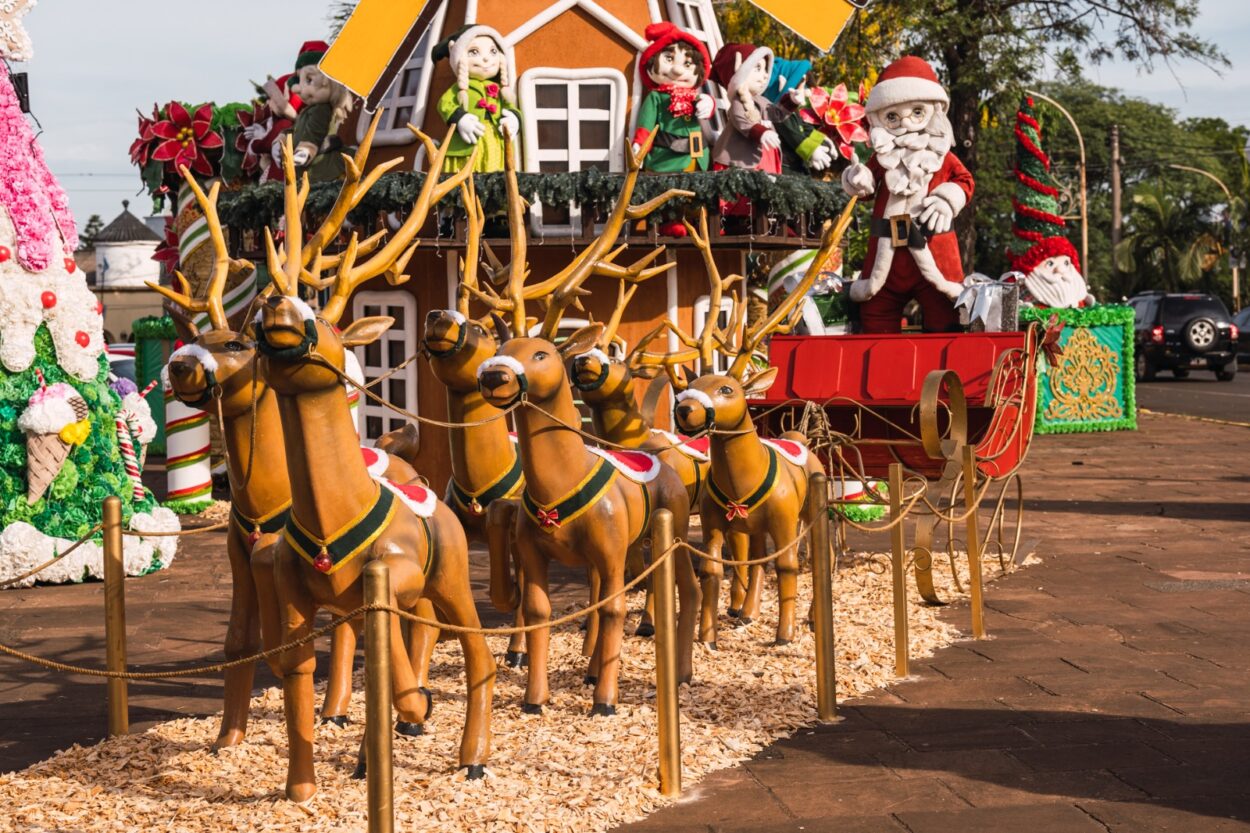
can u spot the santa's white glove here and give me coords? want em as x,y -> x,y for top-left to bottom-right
807,141 -> 834,172
242,122 -> 267,143
760,129 -> 781,151
841,163 -> 875,198
695,94 -> 715,120
499,110 -> 520,138
918,194 -> 954,234
631,142 -> 642,156
456,113 -> 487,145
271,139 -> 286,165
291,147 -> 312,167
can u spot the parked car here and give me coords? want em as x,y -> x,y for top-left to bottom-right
1234,307 -> 1250,365
1128,292 -> 1238,382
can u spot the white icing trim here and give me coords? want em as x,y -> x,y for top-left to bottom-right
762,438 -> 810,467
587,446 -> 662,483
574,347 -> 613,366
362,446 -> 391,478
445,309 -> 467,325
286,296 -> 317,322
931,181 -> 968,215
676,388 -> 715,410
477,354 -> 526,378
652,429 -> 709,462
504,0 -> 647,50
169,343 -> 220,374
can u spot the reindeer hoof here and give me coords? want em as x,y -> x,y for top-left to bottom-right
521,702 -> 543,715
503,650 -> 527,668
727,608 -> 741,618
584,674 -> 598,686
733,616 -> 754,627
590,703 -> 616,717
702,641 -> 718,651
635,622 -> 655,638
352,758 -> 366,780
774,638 -> 792,647
395,721 -> 425,737
464,764 -> 487,780
321,715 -> 349,728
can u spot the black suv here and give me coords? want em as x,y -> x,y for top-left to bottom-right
1128,292 -> 1239,382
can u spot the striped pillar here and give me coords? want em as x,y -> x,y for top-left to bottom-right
162,382 -> 212,511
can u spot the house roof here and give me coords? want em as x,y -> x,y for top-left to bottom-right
95,201 -> 161,244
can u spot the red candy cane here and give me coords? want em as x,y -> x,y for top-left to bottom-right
115,416 -> 145,501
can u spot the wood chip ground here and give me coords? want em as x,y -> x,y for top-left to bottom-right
0,549 -> 1031,833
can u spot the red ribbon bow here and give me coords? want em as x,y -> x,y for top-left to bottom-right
477,100 -> 498,115
725,502 -> 749,521
537,508 -> 561,529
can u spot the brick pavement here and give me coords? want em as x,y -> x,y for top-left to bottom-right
2,413 -> 1248,833
618,413 -> 1250,832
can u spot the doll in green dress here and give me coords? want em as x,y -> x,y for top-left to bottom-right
432,25 -> 521,173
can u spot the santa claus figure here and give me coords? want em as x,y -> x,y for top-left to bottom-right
842,57 -> 973,333
1016,241 -> 1094,309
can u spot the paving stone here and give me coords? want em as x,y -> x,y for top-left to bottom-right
1076,799 -> 1250,832
894,803 -> 1109,832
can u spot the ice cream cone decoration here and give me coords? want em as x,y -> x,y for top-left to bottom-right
18,370 -> 90,504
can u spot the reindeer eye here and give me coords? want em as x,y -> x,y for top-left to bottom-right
718,385 -> 733,396
225,340 -> 247,352
533,351 -> 549,361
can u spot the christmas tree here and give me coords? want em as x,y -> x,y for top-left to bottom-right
0,55 -> 179,587
1009,95 -> 1081,273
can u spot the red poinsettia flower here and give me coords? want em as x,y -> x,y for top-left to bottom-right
800,83 -> 870,160
152,218 -> 180,270
129,104 -> 162,166
235,101 -> 272,175
150,102 -> 224,177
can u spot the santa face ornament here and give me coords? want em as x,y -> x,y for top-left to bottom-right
1024,254 -> 1090,309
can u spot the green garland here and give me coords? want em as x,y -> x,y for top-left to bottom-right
218,170 -> 850,230
1020,305 -> 1137,433
1,326 -> 164,545
131,315 -> 178,341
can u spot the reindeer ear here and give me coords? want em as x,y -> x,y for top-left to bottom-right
341,316 -> 395,348
742,367 -> 778,397
557,323 -> 605,357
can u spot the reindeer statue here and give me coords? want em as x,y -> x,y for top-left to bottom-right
147,159 -> 427,748
253,128 -> 494,802
472,136 -> 701,715
641,200 -> 856,649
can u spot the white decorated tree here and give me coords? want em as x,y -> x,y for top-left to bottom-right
0,19 -> 179,587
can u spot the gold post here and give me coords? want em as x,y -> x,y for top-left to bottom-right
888,463 -> 909,678
650,509 -> 681,798
807,474 -> 838,722
364,561 -> 394,833
961,446 -> 987,639
102,495 -> 128,736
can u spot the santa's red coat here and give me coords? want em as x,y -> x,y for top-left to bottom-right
861,152 -> 975,291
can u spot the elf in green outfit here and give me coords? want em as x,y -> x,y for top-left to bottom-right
278,40 -> 355,183
433,25 -> 521,174
631,22 -> 714,174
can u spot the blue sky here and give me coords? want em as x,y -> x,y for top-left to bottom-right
15,0 -> 1249,228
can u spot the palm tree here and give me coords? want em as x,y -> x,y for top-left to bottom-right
1114,182 -> 1223,297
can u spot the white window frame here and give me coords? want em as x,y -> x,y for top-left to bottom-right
357,1 -> 448,148
692,293 -> 736,376
519,67 -> 629,237
352,290 -> 419,445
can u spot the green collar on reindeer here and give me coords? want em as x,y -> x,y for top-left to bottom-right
254,317 -> 319,361
522,456 -> 617,533
423,315 -> 469,359
232,500 -> 292,550
449,453 -> 523,517
283,485 -> 398,574
707,445 -> 779,522
571,349 -> 612,393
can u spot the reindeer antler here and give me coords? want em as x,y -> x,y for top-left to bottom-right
725,196 -> 858,378
145,165 -> 253,332
456,171 -> 486,318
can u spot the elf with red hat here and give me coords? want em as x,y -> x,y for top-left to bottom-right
842,56 -> 975,333
276,40 -> 355,182
632,22 -> 715,173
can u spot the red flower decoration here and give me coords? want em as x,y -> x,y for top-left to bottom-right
485,83 -> 500,98
41,291 -> 56,309
0,245 -> 9,262
150,102 -> 224,177
799,83 -> 870,160
152,218 -> 180,270
477,100 -> 498,115
64,257 -> 76,273
75,331 -> 90,348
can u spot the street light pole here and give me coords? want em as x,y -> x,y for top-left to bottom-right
1027,90 -> 1088,275
1170,164 -> 1241,312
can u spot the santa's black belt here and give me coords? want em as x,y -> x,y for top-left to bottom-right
870,216 -> 934,250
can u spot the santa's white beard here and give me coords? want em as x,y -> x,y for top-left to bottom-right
1024,262 -> 1089,308
869,122 -> 953,199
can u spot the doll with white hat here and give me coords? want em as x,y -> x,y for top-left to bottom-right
433,25 -> 521,173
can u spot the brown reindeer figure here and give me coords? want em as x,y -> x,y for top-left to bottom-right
652,202 -> 856,648
255,129 -> 494,801
148,169 -> 425,747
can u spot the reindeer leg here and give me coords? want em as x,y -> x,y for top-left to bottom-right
591,556 -> 626,715
406,598 -> 439,690
488,499 -> 527,666
628,542 -> 655,638
214,530 -> 261,751
320,618 -> 359,725
771,513 -> 802,645
582,564 -> 601,658
506,565 -> 527,667
586,571 -> 604,686
249,536 -> 284,680
378,559 -> 432,733
275,553 -> 318,803
739,536 -> 767,625
518,536 -> 551,713
427,583 -> 495,776
699,527 -> 726,648
728,550 -> 749,619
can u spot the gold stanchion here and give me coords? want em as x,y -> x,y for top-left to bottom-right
888,463 -> 909,678
102,496 -> 128,736
962,446 -> 987,639
807,474 -> 838,722
364,561 -> 394,833
650,509 -> 681,798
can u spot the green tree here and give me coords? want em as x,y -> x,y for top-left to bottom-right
1113,182 -> 1223,296
76,213 -> 103,251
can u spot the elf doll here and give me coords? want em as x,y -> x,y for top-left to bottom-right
277,40 -> 355,182
433,25 -> 521,173
631,22 -> 714,173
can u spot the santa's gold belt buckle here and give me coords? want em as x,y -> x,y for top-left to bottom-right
889,214 -> 911,249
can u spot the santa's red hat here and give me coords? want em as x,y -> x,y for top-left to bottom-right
865,56 -> 948,113
710,43 -> 773,96
1011,235 -> 1081,275
639,22 -> 710,91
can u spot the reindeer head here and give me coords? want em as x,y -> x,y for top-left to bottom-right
673,368 -> 778,435
422,309 -> 500,393
478,324 -> 603,409
569,347 -> 632,405
254,293 -> 393,396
